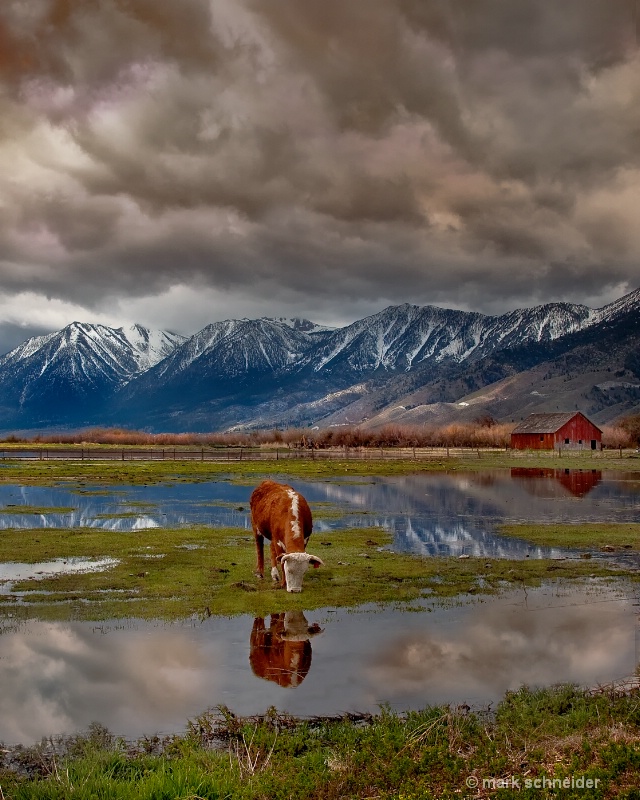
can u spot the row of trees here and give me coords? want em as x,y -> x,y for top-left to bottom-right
3,416 -> 639,449
619,414 -> 640,446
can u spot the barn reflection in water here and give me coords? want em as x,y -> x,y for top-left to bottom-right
511,468 -> 602,498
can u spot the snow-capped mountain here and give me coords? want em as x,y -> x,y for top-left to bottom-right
263,317 -> 334,334
109,289 -> 638,431
297,301 -> 594,375
0,322 -> 185,427
590,287 -> 640,325
110,317 -> 330,425
119,324 -> 188,372
140,317 -> 323,384
0,322 -> 184,383
0,289 -> 637,432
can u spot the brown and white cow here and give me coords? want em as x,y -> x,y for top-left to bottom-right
250,479 -> 324,592
249,611 -> 323,687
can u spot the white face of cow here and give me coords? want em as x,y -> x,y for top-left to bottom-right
279,552 -> 324,592
281,610 -> 323,641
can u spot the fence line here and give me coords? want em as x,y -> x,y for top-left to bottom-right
0,446 -> 633,462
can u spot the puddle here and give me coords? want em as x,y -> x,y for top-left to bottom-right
0,557 -> 118,595
0,581 -> 636,744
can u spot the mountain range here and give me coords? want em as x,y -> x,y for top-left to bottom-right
0,289 -> 639,433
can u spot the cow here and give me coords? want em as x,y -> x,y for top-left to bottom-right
250,479 -> 324,592
249,612 -> 323,687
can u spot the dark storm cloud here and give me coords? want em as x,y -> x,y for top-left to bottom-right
1,0 -> 220,87
0,0 -> 639,329
399,0 -> 638,63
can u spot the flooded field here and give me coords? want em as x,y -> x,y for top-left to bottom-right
0,467 -> 638,560
0,467 -> 638,744
0,581 -> 637,745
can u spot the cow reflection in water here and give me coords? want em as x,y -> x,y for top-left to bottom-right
250,611 -> 323,688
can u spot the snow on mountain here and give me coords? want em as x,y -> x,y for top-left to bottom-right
298,301 -> 595,375
263,317 -> 335,334
0,322 -> 185,389
0,322 -> 186,427
118,324 -> 187,372
591,287 -> 640,324
0,287 -> 638,431
125,317 -> 321,399
161,318 -> 313,376
464,302 -> 595,358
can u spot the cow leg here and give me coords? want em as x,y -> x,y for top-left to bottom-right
254,526 -> 265,579
271,613 -> 285,635
270,540 -> 282,585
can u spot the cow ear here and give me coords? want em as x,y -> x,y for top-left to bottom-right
308,556 -> 324,568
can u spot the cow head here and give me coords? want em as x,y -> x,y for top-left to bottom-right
278,552 -> 324,592
280,610 -> 324,640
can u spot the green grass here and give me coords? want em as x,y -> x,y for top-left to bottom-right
2,684 -> 639,799
0,523 -> 626,622
0,449 -> 637,486
0,457 -> 433,486
499,523 -> 640,551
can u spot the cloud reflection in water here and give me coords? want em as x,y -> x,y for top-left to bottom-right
0,584 -> 636,744
0,621 -> 216,744
364,587 -> 636,702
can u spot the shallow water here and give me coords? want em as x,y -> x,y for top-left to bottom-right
0,581 -> 637,744
0,557 -> 118,594
0,468 -> 638,561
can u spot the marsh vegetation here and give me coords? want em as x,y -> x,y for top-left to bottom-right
1,684 -> 639,799
0,521 -> 625,622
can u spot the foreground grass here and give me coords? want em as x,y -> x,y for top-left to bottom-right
2,684 -> 639,799
500,523 -> 640,552
0,523 -> 623,621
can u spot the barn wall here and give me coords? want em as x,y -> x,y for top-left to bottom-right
555,417 -> 601,450
511,433 -> 556,450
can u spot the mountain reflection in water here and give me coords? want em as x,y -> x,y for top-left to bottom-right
0,583 -> 636,744
0,469 -> 637,561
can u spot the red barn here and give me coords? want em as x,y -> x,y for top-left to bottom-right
511,412 -> 602,451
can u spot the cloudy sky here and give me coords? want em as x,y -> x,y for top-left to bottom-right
1,0 -> 640,352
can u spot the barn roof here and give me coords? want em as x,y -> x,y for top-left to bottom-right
511,412 -> 602,435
